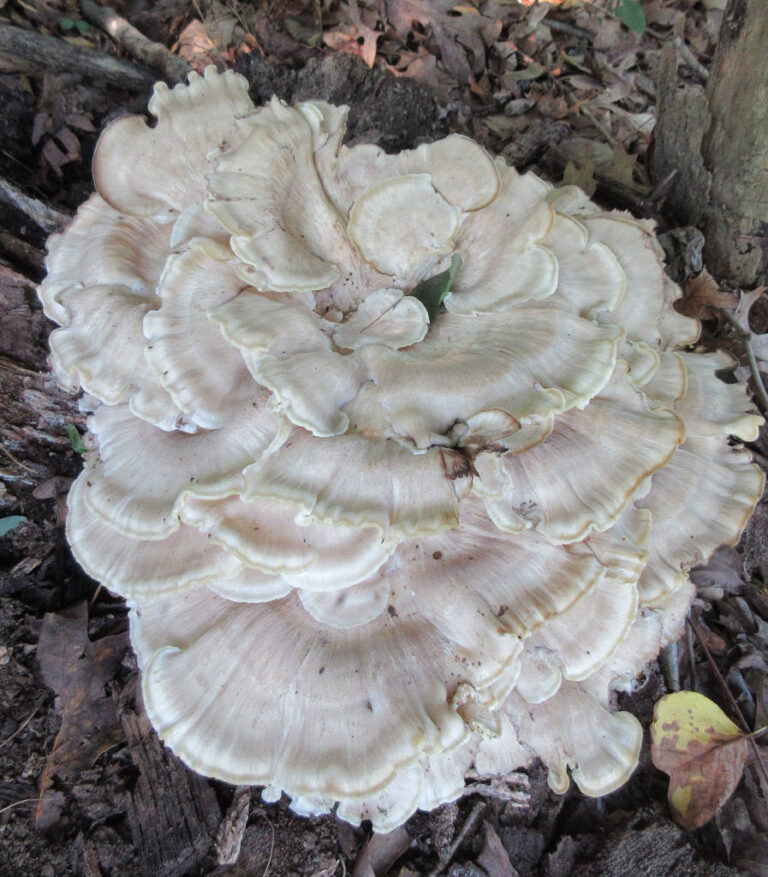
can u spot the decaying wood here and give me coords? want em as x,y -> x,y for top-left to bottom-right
79,0 -> 191,84
0,177 -> 71,236
214,786 -> 251,866
655,0 -> 768,286
0,265 -> 79,511
0,233 -> 45,277
119,686 -> 221,877
0,23 -> 155,91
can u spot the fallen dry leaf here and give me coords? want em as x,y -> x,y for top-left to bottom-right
597,143 -> 641,189
734,286 -> 768,334
680,268 -> 737,320
733,287 -> 768,369
476,821 -> 518,877
386,0 -> 488,85
326,1 -> 381,67
562,158 -> 598,196
352,826 -> 411,876
36,602 -> 129,829
690,546 -> 747,598
177,19 -> 221,71
323,27 -> 380,68
651,691 -> 752,830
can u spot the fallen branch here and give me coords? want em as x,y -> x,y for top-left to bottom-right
0,177 -> 71,234
687,617 -> 768,793
722,308 -> 768,413
80,0 -> 191,83
0,23 -> 155,91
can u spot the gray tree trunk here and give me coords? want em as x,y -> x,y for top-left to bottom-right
655,0 -> 768,287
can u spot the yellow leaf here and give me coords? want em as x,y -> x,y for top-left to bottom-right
651,691 -> 750,830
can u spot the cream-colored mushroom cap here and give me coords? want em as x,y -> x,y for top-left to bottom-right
40,67 -> 764,831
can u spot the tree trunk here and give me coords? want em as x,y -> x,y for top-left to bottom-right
654,0 -> 768,287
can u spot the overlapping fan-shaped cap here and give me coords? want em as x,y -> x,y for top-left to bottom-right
40,66 -> 764,832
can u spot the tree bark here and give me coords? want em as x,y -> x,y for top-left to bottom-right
655,0 -> 768,287
0,23 -> 155,91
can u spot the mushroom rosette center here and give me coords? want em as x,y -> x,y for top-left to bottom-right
39,67 -> 764,832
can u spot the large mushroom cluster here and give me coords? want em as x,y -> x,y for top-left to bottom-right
39,68 -> 764,831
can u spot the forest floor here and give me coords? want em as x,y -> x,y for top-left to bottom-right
1,1 -> 767,875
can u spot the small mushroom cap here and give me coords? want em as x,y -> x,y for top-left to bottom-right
143,245 -> 256,429
347,174 -> 461,281
180,493 -> 395,591
514,651 -> 562,704
636,354 -> 764,602
66,475 -> 242,598
621,339 -> 661,390
213,290 -> 365,437
168,203 -> 231,254
332,288 -> 429,351
207,97 -> 386,297
244,430 -> 471,539
582,581 -> 695,700
640,350 -> 687,406
81,398 -> 280,540
130,582 -> 518,799
298,577 -> 391,628
473,364 -> 683,543
207,569 -> 291,604
542,212 -> 625,319
93,67 -> 254,220
519,505 -> 648,688
38,194 -> 171,326
50,284 -> 162,407
356,303 -> 621,448
506,684 -> 643,797
388,135 -> 501,211
445,165 -> 557,314
230,227 -> 339,294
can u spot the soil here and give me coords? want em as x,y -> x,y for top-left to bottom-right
1,2 -> 767,875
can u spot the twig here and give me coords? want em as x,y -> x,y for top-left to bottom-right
548,19 -> 596,40
254,808 -> 275,877
190,0 -> 228,69
0,176 -> 71,234
659,639 -> 680,692
686,620 -> 698,691
0,797 -> 38,816
0,23 -> 156,91
0,694 -> 47,751
674,36 -> 709,83
0,443 -> 39,476
428,800 -> 485,877
687,617 -> 768,791
80,0 -> 191,83
722,309 -> 768,412
88,584 -> 103,610
649,170 -> 678,205
580,105 -> 616,148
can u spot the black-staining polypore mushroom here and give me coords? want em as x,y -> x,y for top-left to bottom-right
39,67 -> 764,831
